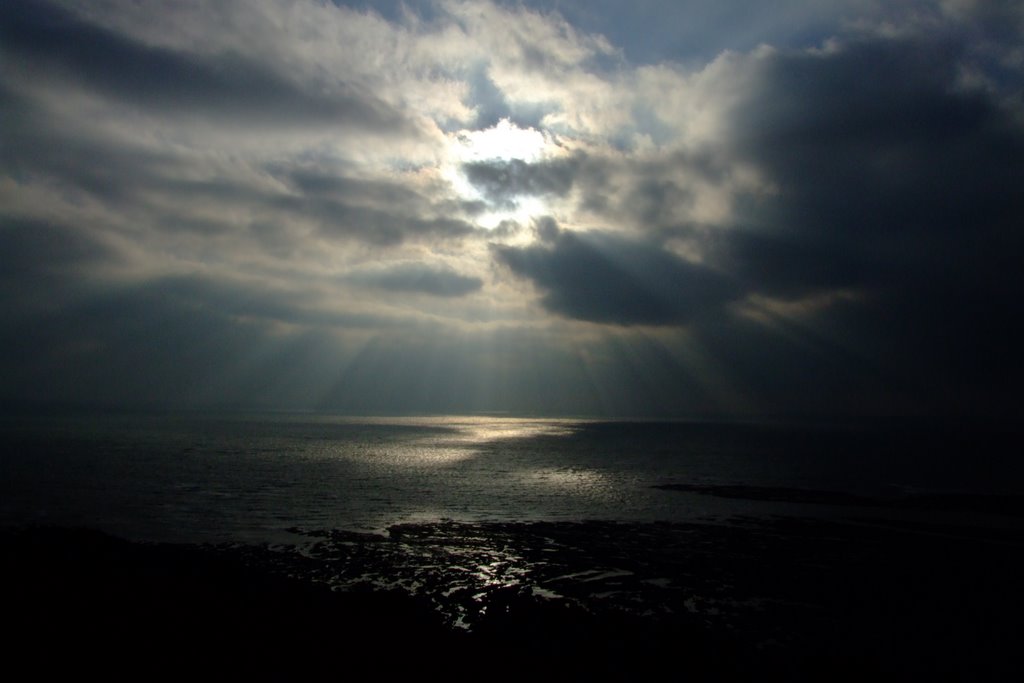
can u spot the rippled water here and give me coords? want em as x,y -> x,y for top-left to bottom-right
2,413 -> 1020,542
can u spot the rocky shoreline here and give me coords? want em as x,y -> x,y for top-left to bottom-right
4,517 -> 1023,679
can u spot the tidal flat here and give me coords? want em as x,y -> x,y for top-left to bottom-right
4,515 -> 1022,680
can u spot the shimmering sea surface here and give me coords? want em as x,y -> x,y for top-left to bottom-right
2,413 -> 1021,543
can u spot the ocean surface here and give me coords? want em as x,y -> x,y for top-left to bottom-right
2,413 -> 1022,543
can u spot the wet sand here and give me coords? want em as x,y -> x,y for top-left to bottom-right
3,516 -> 1023,680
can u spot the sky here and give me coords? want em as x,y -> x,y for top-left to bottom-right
1,0 -> 1022,417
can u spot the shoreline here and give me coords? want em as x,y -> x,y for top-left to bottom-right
4,516 -> 1023,679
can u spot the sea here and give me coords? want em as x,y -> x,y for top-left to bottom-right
2,412 -> 1021,544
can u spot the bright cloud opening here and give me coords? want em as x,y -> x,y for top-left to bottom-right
451,119 -> 549,163
443,118 -> 557,229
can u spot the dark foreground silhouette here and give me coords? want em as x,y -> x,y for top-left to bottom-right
3,517 -> 1023,680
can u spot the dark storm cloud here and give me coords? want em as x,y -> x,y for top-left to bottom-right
720,33 -> 1024,297
0,1 -> 409,131
718,229 -> 885,299
346,264 -> 483,297
463,156 -> 580,204
493,226 -> 739,325
706,32 -> 1024,412
0,216 -> 118,281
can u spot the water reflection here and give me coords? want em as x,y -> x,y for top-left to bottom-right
334,416 -> 584,466
16,413 -> 1005,545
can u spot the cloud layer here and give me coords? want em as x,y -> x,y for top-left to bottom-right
2,0 -> 1022,416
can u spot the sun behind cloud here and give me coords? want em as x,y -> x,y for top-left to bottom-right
444,118 -> 558,229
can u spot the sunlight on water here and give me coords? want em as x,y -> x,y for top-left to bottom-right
5,413 -> 1018,544
340,415 -> 581,440
322,416 -> 583,465
442,416 -> 581,443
